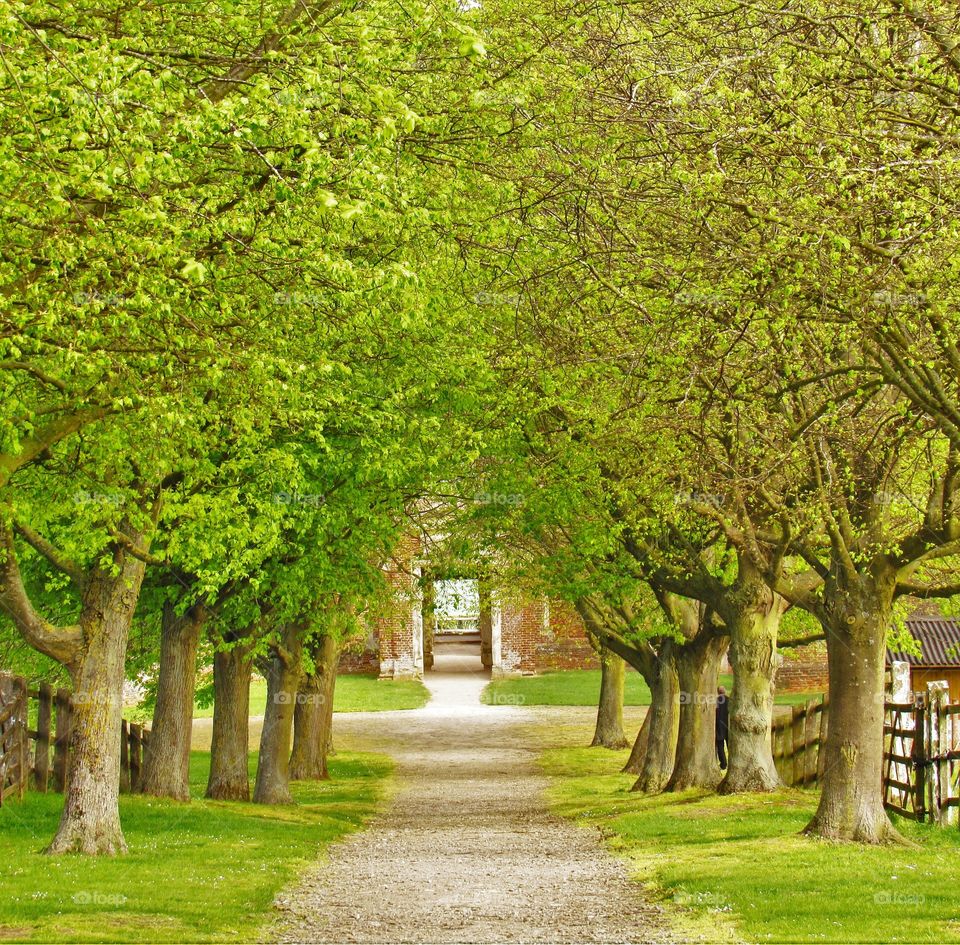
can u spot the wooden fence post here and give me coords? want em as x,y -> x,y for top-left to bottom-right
790,705 -> 804,787
33,682 -> 52,793
803,699 -> 818,785
53,688 -> 72,793
14,677 -> 28,800
129,723 -> 143,792
888,662 -> 914,812
120,720 -> 130,793
926,681 -> 952,826
771,718 -> 782,782
914,696 -> 927,823
817,697 -> 829,782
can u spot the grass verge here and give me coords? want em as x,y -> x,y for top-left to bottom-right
541,745 -> 960,943
484,669 -> 821,708
125,672 -> 432,722
0,749 -> 391,943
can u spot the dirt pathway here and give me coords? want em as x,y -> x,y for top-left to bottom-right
273,645 -> 675,944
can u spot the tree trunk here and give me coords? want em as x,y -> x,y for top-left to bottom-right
290,634 -> 338,781
206,641 -> 254,801
422,579 -> 435,672
141,602 -> 205,801
623,713 -> 649,775
720,575 -> 785,794
631,641 -> 680,793
47,559 -> 146,855
805,567 -> 899,843
666,633 -> 726,792
322,656 -> 337,759
591,645 -> 629,749
253,623 -> 303,804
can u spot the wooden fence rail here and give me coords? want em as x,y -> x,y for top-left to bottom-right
771,696 -> 828,787
882,684 -> 960,826
0,672 -> 149,804
771,684 -> 960,828
0,675 -> 29,806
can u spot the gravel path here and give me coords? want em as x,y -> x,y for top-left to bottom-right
272,645 -> 675,945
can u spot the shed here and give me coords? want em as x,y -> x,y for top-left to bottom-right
887,614 -> 960,702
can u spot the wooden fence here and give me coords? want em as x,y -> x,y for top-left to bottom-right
883,685 -> 960,825
771,697 -> 828,787
0,672 -> 149,804
0,675 -> 29,805
769,685 -> 960,827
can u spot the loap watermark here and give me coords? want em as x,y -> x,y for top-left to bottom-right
273,691 -> 326,706
674,289 -> 725,308
679,691 -> 727,706
472,291 -> 520,307
672,890 -> 730,911
70,691 -> 123,708
273,290 -> 325,308
872,490 -> 931,509
474,491 -> 525,507
674,490 -> 725,509
71,290 -> 130,308
73,489 -> 124,508
487,692 -> 526,706
274,492 -> 325,507
872,290 -> 927,311
873,891 -> 925,907
72,891 -> 128,907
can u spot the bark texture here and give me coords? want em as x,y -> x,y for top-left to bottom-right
666,632 -> 726,792
623,713 -> 649,775
206,640 -> 254,801
720,564 -> 785,794
805,566 -> 899,842
254,623 -> 303,804
591,645 -> 629,749
630,641 -> 679,793
290,634 -> 339,781
141,602 -> 205,801
49,557 -> 147,854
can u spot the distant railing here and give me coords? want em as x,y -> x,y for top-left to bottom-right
435,615 -> 480,634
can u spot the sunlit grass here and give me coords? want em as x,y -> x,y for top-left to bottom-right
0,750 -> 391,943
484,669 -> 821,707
541,745 -> 960,943
126,673 -> 431,722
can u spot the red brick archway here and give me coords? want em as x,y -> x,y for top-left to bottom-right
341,539 -> 598,678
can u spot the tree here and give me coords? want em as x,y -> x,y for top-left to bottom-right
590,644 -> 629,749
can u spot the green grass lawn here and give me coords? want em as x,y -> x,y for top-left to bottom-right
0,750 -> 392,943
541,745 -> 960,943
482,669 -> 823,707
482,668 -> 653,706
128,672 -> 431,722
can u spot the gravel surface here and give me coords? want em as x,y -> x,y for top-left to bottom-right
271,645 -> 676,945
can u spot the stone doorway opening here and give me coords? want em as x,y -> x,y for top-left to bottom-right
425,579 -> 487,674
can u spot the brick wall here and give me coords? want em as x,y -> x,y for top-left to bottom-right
338,632 -> 380,675
535,601 -> 598,671
497,599 -> 542,675
375,536 -> 421,678
775,643 -> 828,693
